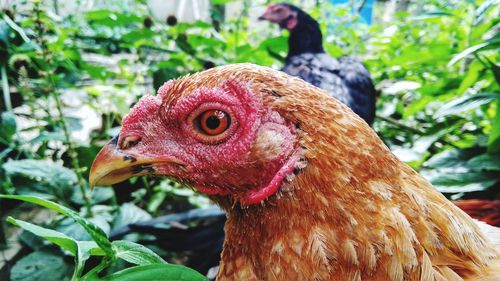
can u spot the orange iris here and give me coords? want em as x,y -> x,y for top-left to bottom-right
197,110 -> 230,136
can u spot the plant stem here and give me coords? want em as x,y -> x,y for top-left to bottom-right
81,257 -> 114,280
51,87 -> 93,215
33,2 -> 93,215
376,115 -> 425,134
1,65 -> 12,112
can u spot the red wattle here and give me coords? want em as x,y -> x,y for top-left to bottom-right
238,154 -> 298,205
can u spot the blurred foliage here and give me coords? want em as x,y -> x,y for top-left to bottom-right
0,195 -> 206,281
0,0 -> 499,280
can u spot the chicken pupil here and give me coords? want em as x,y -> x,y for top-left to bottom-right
206,115 -> 221,130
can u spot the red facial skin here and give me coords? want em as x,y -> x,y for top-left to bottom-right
118,81 -> 298,205
260,4 -> 298,30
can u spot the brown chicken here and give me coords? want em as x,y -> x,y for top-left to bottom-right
90,64 -> 500,281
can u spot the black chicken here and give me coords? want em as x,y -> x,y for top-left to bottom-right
259,2 -> 376,124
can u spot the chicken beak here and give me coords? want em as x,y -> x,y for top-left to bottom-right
258,13 -> 269,21
89,137 -> 168,188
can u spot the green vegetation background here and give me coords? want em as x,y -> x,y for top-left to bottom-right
0,0 -> 498,280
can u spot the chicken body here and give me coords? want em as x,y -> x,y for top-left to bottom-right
90,64 -> 499,281
260,3 -> 376,124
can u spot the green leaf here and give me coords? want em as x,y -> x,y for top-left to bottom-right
488,100 -> 500,154
0,111 -> 16,142
2,159 -> 77,188
0,195 -> 114,256
434,93 -> 500,118
112,240 -> 166,265
483,56 -> 500,85
421,168 -> 498,193
112,203 -> 151,231
6,216 -> 105,278
72,187 -> 115,206
101,264 -> 208,281
10,250 -> 72,281
466,153 -> 500,170
448,38 -> 500,66
84,10 -> 142,27
211,0 -> 238,4
3,14 -> 30,43
410,11 -> 455,21
7,216 -> 90,255
474,0 -> 500,24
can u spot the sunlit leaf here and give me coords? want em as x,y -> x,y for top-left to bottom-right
474,0 -> 500,25
211,0 -> 238,4
410,11 -> 455,21
0,195 -> 114,256
448,38 -> 500,66
112,240 -> 166,265
101,264 -> 207,281
7,217 -> 92,255
434,93 -> 500,118
2,159 -> 77,189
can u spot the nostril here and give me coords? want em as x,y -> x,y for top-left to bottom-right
119,135 -> 142,150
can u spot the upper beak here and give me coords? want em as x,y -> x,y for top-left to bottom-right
258,9 -> 270,21
89,136 -> 178,188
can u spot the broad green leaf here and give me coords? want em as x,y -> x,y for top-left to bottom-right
112,203 -> 151,231
424,149 -> 470,169
72,187 -> 115,206
421,168 -> 498,193
434,182 -> 497,193
10,250 -> 72,281
6,216 -> 104,277
84,10 -> 142,27
466,153 -> 500,170
7,216 -> 81,255
2,159 -> 77,188
101,264 -> 207,281
434,93 -> 500,118
0,195 -> 114,256
29,131 -> 65,144
112,240 -> 166,265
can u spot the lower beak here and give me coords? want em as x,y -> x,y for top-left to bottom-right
89,137 -> 176,188
258,15 -> 266,20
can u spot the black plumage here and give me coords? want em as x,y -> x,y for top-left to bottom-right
272,3 -> 376,124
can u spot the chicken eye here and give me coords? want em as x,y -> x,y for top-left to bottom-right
196,110 -> 231,136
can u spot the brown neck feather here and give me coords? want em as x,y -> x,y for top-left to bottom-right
214,81 -> 497,280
